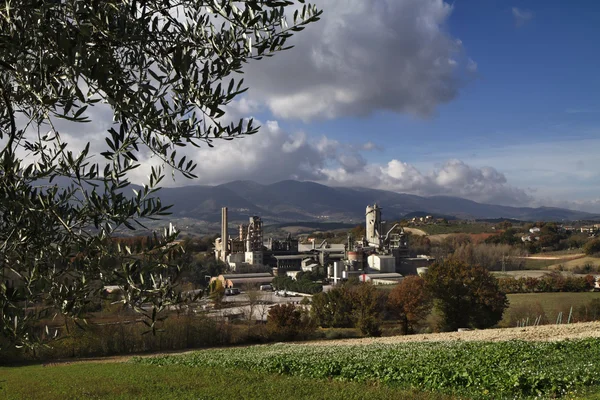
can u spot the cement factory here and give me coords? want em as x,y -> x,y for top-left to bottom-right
213,204 -> 434,287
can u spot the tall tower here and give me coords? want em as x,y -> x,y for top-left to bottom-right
221,207 -> 228,262
366,204 -> 382,248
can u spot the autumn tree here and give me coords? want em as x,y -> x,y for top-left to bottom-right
387,276 -> 431,335
423,259 -> 508,331
0,1 -> 320,350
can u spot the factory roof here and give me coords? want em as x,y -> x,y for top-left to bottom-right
221,273 -> 272,279
228,276 -> 275,285
274,255 -> 306,260
298,243 -> 346,252
368,254 -> 396,259
364,273 -> 404,279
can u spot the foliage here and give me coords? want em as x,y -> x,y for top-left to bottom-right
485,228 -> 521,246
311,286 -> 355,328
208,279 -> 225,307
351,284 -> 382,337
406,233 -> 431,257
452,243 -> 525,271
387,276 -> 432,334
311,284 -> 384,336
423,259 -> 508,331
584,239 -> 600,255
135,338 -> 600,399
266,304 -> 313,340
185,255 -> 227,288
497,273 -> 596,294
575,299 -> 600,322
0,0 -> 321,350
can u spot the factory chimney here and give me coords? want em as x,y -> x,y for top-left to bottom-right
221,207 -> 228,262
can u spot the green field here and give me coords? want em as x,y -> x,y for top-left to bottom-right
0,362 -> 447,400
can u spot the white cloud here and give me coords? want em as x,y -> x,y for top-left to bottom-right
512,7 -> 533,27
242,0 -> 471,121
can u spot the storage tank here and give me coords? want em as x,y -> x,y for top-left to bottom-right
347,250 -> 364,270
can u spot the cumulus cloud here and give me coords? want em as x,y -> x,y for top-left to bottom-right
512,7 -> 533,27
320,158 -> 532,206
242,0 -> 471,121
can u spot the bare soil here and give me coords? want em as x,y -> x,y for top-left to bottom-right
302,321 -> 600,347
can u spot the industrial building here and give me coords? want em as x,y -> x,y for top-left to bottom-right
213,203 -> 434,288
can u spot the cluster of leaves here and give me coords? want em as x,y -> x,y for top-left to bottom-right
387,276 -> 431,335
266,303 -> 313,341
498,273 -> 596,294
134,338 -> 600,399
584,238 -> 600,255
311,283 -> 385,336
272,274 -> 322,294
423,259 -> 508,331
0,0 -> 321,350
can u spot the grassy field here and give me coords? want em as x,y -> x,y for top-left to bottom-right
546,256 -> 600,272
520,258 -> 565,270
0,362 -> 448,400
503,292 -> 600,325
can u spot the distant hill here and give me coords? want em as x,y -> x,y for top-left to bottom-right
142,180 -> 598,223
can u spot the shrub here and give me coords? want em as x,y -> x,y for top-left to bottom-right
584,238 -> 600,255
266,304 -> 313,341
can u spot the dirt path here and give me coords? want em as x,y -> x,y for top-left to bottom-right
302,321 -> 600,347
403,227 -> 428,236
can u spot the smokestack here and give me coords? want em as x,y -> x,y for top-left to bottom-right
221,207 -> 228,262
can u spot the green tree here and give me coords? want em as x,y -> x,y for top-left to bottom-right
0,0 -> 320,350
351,283 -> 382,337
423,259 -> 508,331
584,238 -> 600,255
387,276 -> 432,335
310,286 -> 355,328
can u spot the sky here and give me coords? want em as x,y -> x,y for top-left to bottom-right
44,0 -> 600,212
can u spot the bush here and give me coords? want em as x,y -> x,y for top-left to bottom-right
266,304 -> 314,341
424,259 -> 508,331
575,299 -> 600,322
497,274 -> 596,294
500,302 -> 548,328
584,238 -> 600,255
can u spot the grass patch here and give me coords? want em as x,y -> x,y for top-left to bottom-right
134,339 -> 600,399
546,256 -> 600,272
520,258 -> 561,270
0,362 -> 447,400
504,292 -> 600,324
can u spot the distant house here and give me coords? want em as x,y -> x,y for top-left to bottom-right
529,227 -> 541,234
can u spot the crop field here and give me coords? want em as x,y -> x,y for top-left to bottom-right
134,338 -> 600,399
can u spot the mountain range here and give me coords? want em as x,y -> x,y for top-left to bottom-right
149,180 -> 598,223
